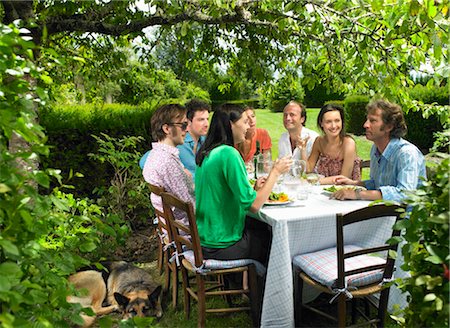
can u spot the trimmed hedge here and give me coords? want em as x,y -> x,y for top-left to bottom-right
344,95 -> 370,135
40,103 -> 156,197
303,84 -> 346,108
409,84 -> 449,105
404,110 -> 443,153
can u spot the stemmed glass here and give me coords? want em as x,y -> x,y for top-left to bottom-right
290,160 -> 306,179
298,133 -> 310,150
256,158 -> 273,179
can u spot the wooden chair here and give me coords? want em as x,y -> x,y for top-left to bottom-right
147,183 -> 179,309
293,204 -> 404,328
161,191 -> 261,328
359,159 -> 370,178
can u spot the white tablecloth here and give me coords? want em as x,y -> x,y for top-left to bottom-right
254,185 -> 407,328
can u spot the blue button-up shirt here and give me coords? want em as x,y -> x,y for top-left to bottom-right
177,132 -> 205,179
364,138 -> 426,202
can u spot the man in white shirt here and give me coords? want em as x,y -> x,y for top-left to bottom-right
278,101 -> 319,159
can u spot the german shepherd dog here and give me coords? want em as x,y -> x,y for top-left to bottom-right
67,261 -> 162,327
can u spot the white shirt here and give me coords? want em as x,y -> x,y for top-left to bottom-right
278,127 -> 319,160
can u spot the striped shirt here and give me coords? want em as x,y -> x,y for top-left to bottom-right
364,138 -> 426,202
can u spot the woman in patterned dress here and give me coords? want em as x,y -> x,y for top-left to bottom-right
299,104 -> 361,185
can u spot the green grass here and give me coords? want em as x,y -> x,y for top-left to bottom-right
254,108 -> 372,180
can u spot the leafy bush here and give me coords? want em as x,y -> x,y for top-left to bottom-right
260,75 -> 305,112
404,109 -> 444,153
409,84 -> 449,105
393,152 -> 449,327
324,100 -> 345,107
40,103 -> 156,197
303,84 -> 345,108
89,133 -> 154,229
343,95 -> 370,135
0,21 -> 128,327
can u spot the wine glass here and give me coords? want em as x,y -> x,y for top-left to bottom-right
298,132 -> 310,150
256,158 -> 272,179
290,160 -> 306,179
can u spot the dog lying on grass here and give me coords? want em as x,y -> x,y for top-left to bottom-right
67,261 -> 162,327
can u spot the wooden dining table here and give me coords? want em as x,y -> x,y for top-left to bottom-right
251,184 -> 407,328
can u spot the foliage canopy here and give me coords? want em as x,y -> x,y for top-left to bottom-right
1,0 -> 448,107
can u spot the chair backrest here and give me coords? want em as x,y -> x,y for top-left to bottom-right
335,204 -> 404,289
147,183 -> 171,239
161,192 -> 204,268
359,159 -> 370,177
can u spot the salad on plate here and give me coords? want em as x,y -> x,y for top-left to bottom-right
265,191 -> 291,205
323,185 -> 367,194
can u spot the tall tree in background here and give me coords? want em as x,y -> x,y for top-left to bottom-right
1,0 -> 447,104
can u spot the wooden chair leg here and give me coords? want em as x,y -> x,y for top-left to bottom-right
294,269 -> 304,327
377,289 -> 390,328
157,240 -> 164,275
171,263 -> 178,308
164,251 -> 170,293
248,265 -> 260,327
337,293 -> 347,327
181,268 -> 191,319
351,298 -> 357,324
197,276 -> 206,328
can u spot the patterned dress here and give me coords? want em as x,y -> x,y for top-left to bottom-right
314,154 -> 361,180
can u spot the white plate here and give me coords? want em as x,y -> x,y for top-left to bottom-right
264,200 -> 293,206
322,185 -> 367,194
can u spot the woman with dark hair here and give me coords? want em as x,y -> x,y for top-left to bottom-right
300,103 -> 361,185
195,103 -> 291,264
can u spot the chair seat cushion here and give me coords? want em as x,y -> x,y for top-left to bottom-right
182,250 -> 266,276
292,245 -> 386,288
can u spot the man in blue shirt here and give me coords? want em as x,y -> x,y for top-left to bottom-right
332,99 -> 426,203
140,99 -> 210,178
177,99 -> 210,179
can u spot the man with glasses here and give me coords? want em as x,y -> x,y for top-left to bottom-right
142,104 -> 195,230
177,99 -> 210,179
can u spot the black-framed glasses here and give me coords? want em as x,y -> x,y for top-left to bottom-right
167,122 -> 188,131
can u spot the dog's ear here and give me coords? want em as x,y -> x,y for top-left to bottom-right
148,285 -> 162,304
114,292 -> 130,308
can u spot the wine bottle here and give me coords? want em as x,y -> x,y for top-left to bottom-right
254,141 -> 261,179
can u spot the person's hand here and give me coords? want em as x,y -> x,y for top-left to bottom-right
254,177 -> 267,191
296,134 -> 309,149
334,176 -> 356,185
272,156 -> 293,175
331,188 -> 356,200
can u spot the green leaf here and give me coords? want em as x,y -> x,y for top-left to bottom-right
0,183 -> 11,193
0,240 -> 20,256
425,255 -> 442,264
180,22 -> 188,37
0,262 -> 22,276
415,275 -> 431,286
0,276 -> 12,292
40,74 -> 53,84
423,293 -> 436,302
80,241 -> 97,252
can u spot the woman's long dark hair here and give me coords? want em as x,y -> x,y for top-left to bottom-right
196,103 -> 245,166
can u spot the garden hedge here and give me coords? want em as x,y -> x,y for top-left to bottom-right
343,95 -> 444,153
40,103 -> 156,197
344,95 -> 370,135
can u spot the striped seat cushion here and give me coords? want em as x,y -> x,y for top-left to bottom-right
182,250 -> 266,276
292,245 -> 386,288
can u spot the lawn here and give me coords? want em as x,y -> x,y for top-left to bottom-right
255,108 -> 372,180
